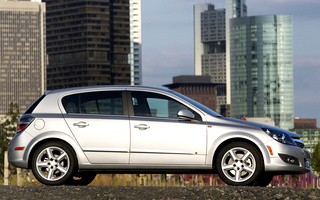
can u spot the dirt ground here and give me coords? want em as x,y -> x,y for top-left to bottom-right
0,185 -> 319,200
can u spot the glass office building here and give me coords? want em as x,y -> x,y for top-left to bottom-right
225,0 -> 247,105
230,15 -> 294,130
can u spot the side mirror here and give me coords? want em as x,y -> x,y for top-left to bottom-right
177,110 -> 195,121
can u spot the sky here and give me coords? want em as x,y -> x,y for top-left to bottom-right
141,0 -> 320,126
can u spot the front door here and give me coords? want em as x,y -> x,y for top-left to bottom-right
129,91 -> 207,165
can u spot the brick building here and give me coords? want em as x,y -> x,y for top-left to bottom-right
164,75 -> 225,114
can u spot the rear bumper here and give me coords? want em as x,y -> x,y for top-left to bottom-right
8,131 -> 33,169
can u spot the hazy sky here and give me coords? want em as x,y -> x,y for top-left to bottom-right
141,0 -> 320,125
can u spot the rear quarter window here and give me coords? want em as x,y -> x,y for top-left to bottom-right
24,94 -> 46,114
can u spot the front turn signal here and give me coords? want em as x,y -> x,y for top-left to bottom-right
267,145 -> 273,156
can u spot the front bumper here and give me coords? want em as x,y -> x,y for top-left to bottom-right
265,141 -> 310,174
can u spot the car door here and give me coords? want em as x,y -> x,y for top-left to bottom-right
62,91 -> 130,164
129,91 -> 207,165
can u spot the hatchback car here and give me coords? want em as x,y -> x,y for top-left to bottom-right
8,86 -> 310,186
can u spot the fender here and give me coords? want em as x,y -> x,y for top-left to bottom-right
206,130 -> 272,168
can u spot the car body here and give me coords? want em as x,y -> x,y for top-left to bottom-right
8,85 -> 310,186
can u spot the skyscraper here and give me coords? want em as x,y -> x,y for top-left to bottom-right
46,0 -> 131,89
129,0 -> 142,85
225,0 -> 247,105
0,0 -> 47,114
194,4 -> 226,114
230,15 -> 294,130
194,4 -> 209,76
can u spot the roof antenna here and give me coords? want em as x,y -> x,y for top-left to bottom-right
50,56 -> 66,89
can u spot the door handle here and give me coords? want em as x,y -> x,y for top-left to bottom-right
73,121 -> 89,128
134,124 -> 150,130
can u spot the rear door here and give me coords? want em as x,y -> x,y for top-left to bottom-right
62,91 -> 130,164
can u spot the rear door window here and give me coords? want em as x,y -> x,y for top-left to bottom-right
62,91 -> 123,115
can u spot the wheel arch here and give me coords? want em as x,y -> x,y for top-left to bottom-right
211,137 -> 266,172
28,138 -> 77,169
25,132 -> 89,169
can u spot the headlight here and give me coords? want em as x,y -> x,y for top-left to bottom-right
262,128 -> 296,146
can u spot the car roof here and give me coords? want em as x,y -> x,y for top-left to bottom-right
46,85 -> 173,95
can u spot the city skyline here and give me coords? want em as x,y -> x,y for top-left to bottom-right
141,0 -> 320,126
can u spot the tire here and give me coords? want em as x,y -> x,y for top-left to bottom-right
31,142 -> 77,185
66,172 -> 96,186
216,142 -> 263,186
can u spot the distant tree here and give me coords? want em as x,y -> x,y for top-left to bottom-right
311,142 -> 320,174
0,102 -> 20,177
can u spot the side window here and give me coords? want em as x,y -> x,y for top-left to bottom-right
146,98 -> 187,118
131,91 -> 201,120
62,91 -> 123,115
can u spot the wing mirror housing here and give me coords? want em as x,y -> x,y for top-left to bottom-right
177,110 -> 195,121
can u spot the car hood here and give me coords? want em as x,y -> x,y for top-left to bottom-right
220,117 -> 301,139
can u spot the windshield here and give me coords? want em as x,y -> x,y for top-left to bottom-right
168,90 -> 222,117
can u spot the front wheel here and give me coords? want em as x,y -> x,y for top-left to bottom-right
31,142 -> 77,185
216,142 -> 263,186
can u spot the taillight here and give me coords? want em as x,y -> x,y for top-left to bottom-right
17,116 -> 34,133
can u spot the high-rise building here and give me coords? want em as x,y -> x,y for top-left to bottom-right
194,4 -> 209,76
129,0 -> 142,85
230,15 -> 294,130
225,0 -> 247,105
0,0 -> 47,114
45,0 -> 131,89
193,4 -> 226,114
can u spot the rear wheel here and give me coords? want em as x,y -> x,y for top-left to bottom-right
31,142 -> 76,185
216,142 -> 263,186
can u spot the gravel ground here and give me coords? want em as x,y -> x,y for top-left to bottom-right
0,186 -> 319,200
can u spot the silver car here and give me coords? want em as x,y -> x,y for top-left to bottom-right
8,86 -> 310,186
